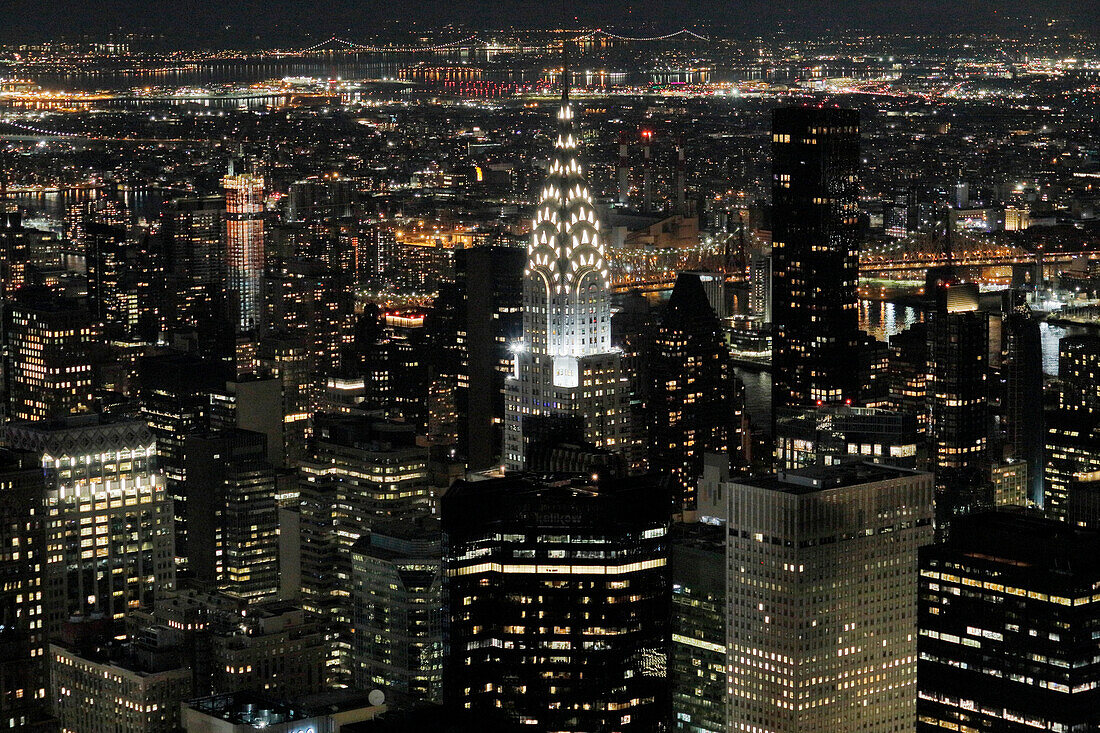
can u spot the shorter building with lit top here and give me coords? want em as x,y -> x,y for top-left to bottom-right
917,511 -> 1100,731
442,472 -> 670,730
50,635 -> 193,733
181,691 -> 385,733
774,404 -> 921,470
723,462 -> 933,733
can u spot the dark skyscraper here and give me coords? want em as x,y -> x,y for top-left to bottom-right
432,244 -> 524,470
917,511 -> 1100,731
0,449 -> 49,730
1000,293 -> 1044,503
771,106 -> 862,411
181,429 -> 279,600
650,271 -> 745,509
442,472 -> 670,730
927,282 -> 990,537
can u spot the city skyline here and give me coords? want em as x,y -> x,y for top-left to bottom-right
1,11 -> 1099,733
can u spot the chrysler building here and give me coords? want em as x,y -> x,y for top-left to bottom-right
502,58 -> 628,470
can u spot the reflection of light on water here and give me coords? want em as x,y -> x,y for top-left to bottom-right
859,299 -> 922,341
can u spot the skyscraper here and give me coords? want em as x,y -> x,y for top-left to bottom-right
771,106 -> 862,411
432,244 -> 524,470
670,522 -> 726,733
350,515 -> 443,705
1000,292 -> 1044,503
0,449 -> 50,730
442,472 -> 670,730
3,416 -> 175,635
723,463 -> 934,732
1044,335 -> 1100,518
4,284 -> 98,422
649,271 -> 745,510
917,511 -> 1100,731
503,63 -> 628,469
927,282 -> 990,536
181,430 -> 279,600
223,169 -> 265,333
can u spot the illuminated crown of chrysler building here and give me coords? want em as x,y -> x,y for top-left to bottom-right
503,44 -> 627,470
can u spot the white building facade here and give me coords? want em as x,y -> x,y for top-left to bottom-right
502,75 -> 627,470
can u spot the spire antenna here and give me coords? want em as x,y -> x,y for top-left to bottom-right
561,33 -> 570,102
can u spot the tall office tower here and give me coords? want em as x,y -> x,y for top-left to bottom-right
442,473 -> 670,730
502,69 -> 628,470
4,284 -> 98,422
927,282 -> 990,536
724,463 -> 934,733
775,404 -> 921,470
0,449 -> 50,730
770,106 -> 862,411
258,334 -> 312,465
1056,334 -> 1100,418
298,414 -> 431,684
137,352 -> 233,570
84,221 -> 134,336
889,322 -> 930,434
432,245 -> 524,469
883,185 -> 917,238
650,272 -> 745,510
223,169 -> 265,333
3,417 -> 175,634
748,248 -> 772,324
1000,292 -> 1044,503
264,258 -> 355,379
0,208 -> 38,300
917,511 -> 1100,731
181,430 -> 278,600
161,196 -> 229,351
350,515 -> 443,705
612,290 -> 657,473
1044,335 -> 1100,518
670,522 -> 726,733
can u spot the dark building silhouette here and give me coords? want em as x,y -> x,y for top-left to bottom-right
918,511 -> 1100,731
927,282 -> 990,537
0,449 -> 50,729
431,245 -> 524,470
771,106 -> 862,412
649,272 -> 745,509
888,322 -> 930,434
138,351 -> 234,568
181,430 -> 279,600
669,522 -> 726,733
1000,291 -> 1044,503
442,472 -> 670,731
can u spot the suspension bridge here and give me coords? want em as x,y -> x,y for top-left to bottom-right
273,28 -> 711,56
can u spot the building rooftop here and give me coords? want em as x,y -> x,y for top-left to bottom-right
741,461 -> 927,494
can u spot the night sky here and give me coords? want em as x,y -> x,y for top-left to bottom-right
1,0 -> 1094,46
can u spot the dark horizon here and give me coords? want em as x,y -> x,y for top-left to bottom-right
1,0 -> 1095,47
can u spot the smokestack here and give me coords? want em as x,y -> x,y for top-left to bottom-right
617,131 -> 630,206
675,139 -> 686,216
641,129 -> 653,214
